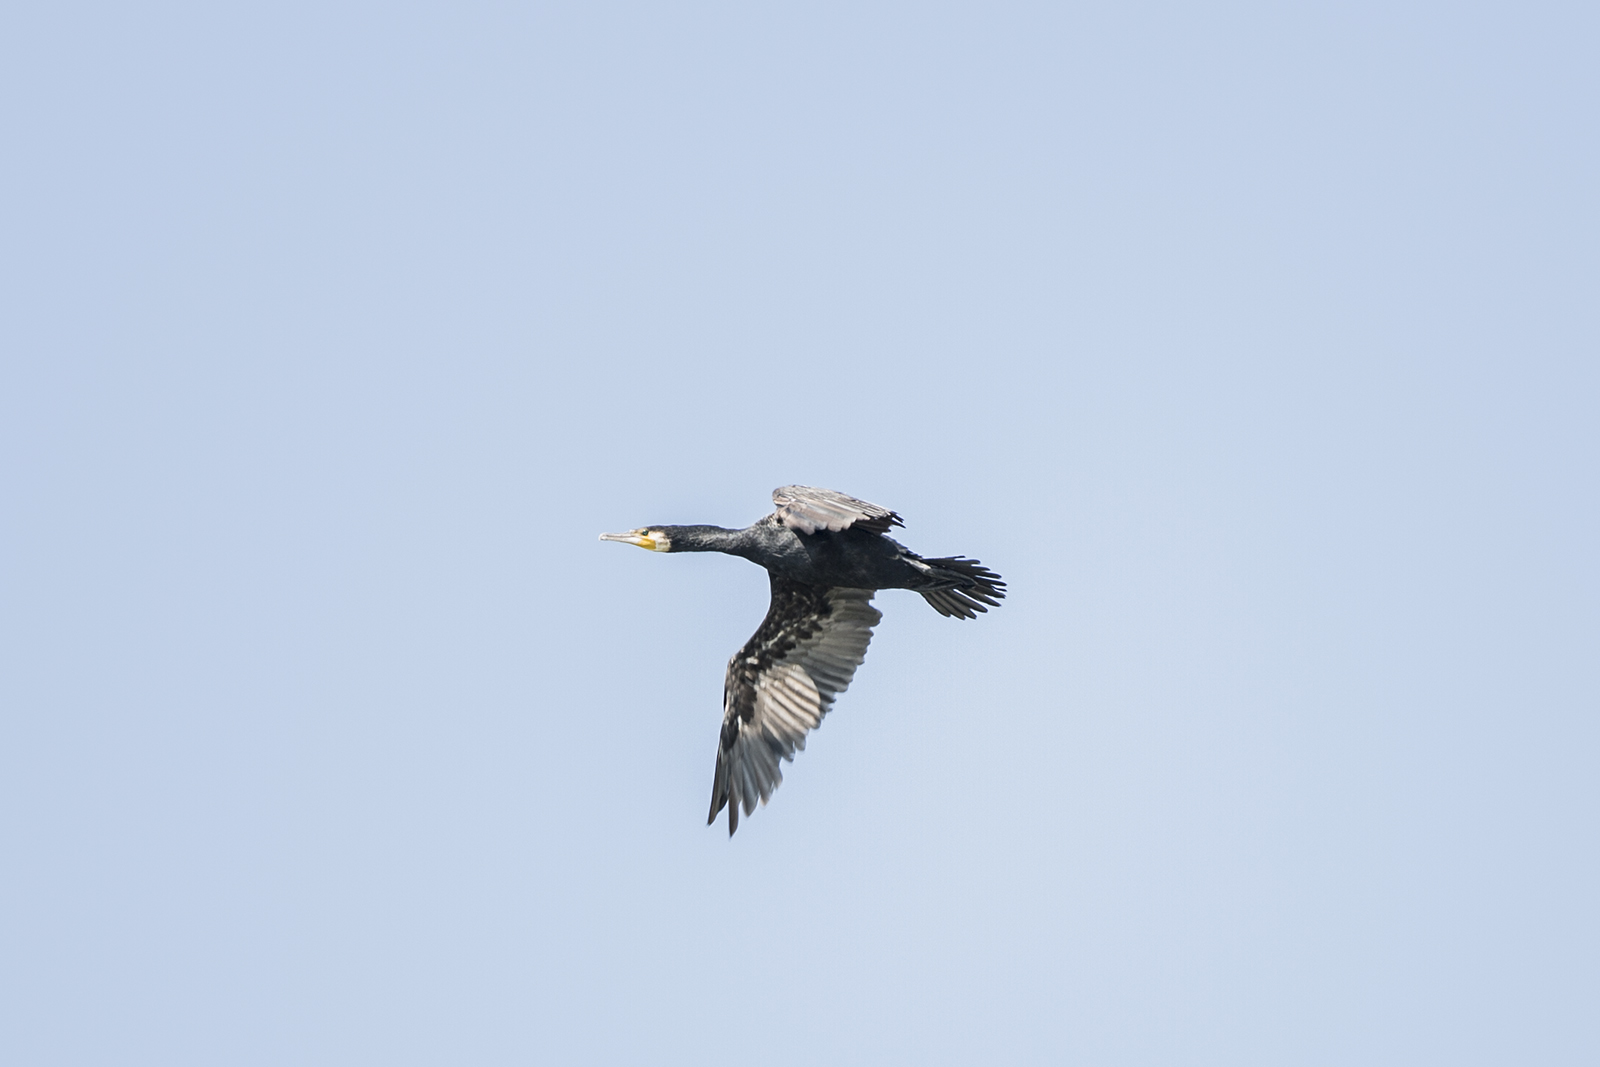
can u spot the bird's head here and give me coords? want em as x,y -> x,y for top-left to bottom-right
599,527 -> 674,552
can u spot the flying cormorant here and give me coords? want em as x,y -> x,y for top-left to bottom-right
601,485 -> 1005,835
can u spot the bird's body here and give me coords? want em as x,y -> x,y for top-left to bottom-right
601,486 -> 1004,835
635,520 -> 981,597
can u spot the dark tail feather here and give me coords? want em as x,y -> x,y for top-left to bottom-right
918,557 -> 1006,620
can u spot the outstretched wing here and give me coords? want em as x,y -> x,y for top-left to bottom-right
771,485 -> 904,536
709,577 -> 882,835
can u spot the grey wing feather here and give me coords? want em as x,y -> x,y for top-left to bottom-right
771,485 -> 904,535
709,579 -> 882,835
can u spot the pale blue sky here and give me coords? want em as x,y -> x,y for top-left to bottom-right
2,2 -> 1596,1064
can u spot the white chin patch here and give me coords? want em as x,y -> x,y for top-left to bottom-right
649,531 -> 672,551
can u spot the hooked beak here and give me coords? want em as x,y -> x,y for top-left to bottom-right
599,529 -> 660,551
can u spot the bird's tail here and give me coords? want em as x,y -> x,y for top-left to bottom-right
917,557 -> 1006,619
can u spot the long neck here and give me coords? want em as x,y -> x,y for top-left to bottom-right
662,524 -> 760,555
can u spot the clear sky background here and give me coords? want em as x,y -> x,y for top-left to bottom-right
2,2 -> 1596,1064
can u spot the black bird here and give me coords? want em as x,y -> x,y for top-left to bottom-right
600,485 -> 1005,835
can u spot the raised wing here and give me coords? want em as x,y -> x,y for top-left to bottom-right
709,577 -> 882,835
771,485 -> 904,536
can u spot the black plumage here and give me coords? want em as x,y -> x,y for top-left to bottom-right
600,485 -> 1005,835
